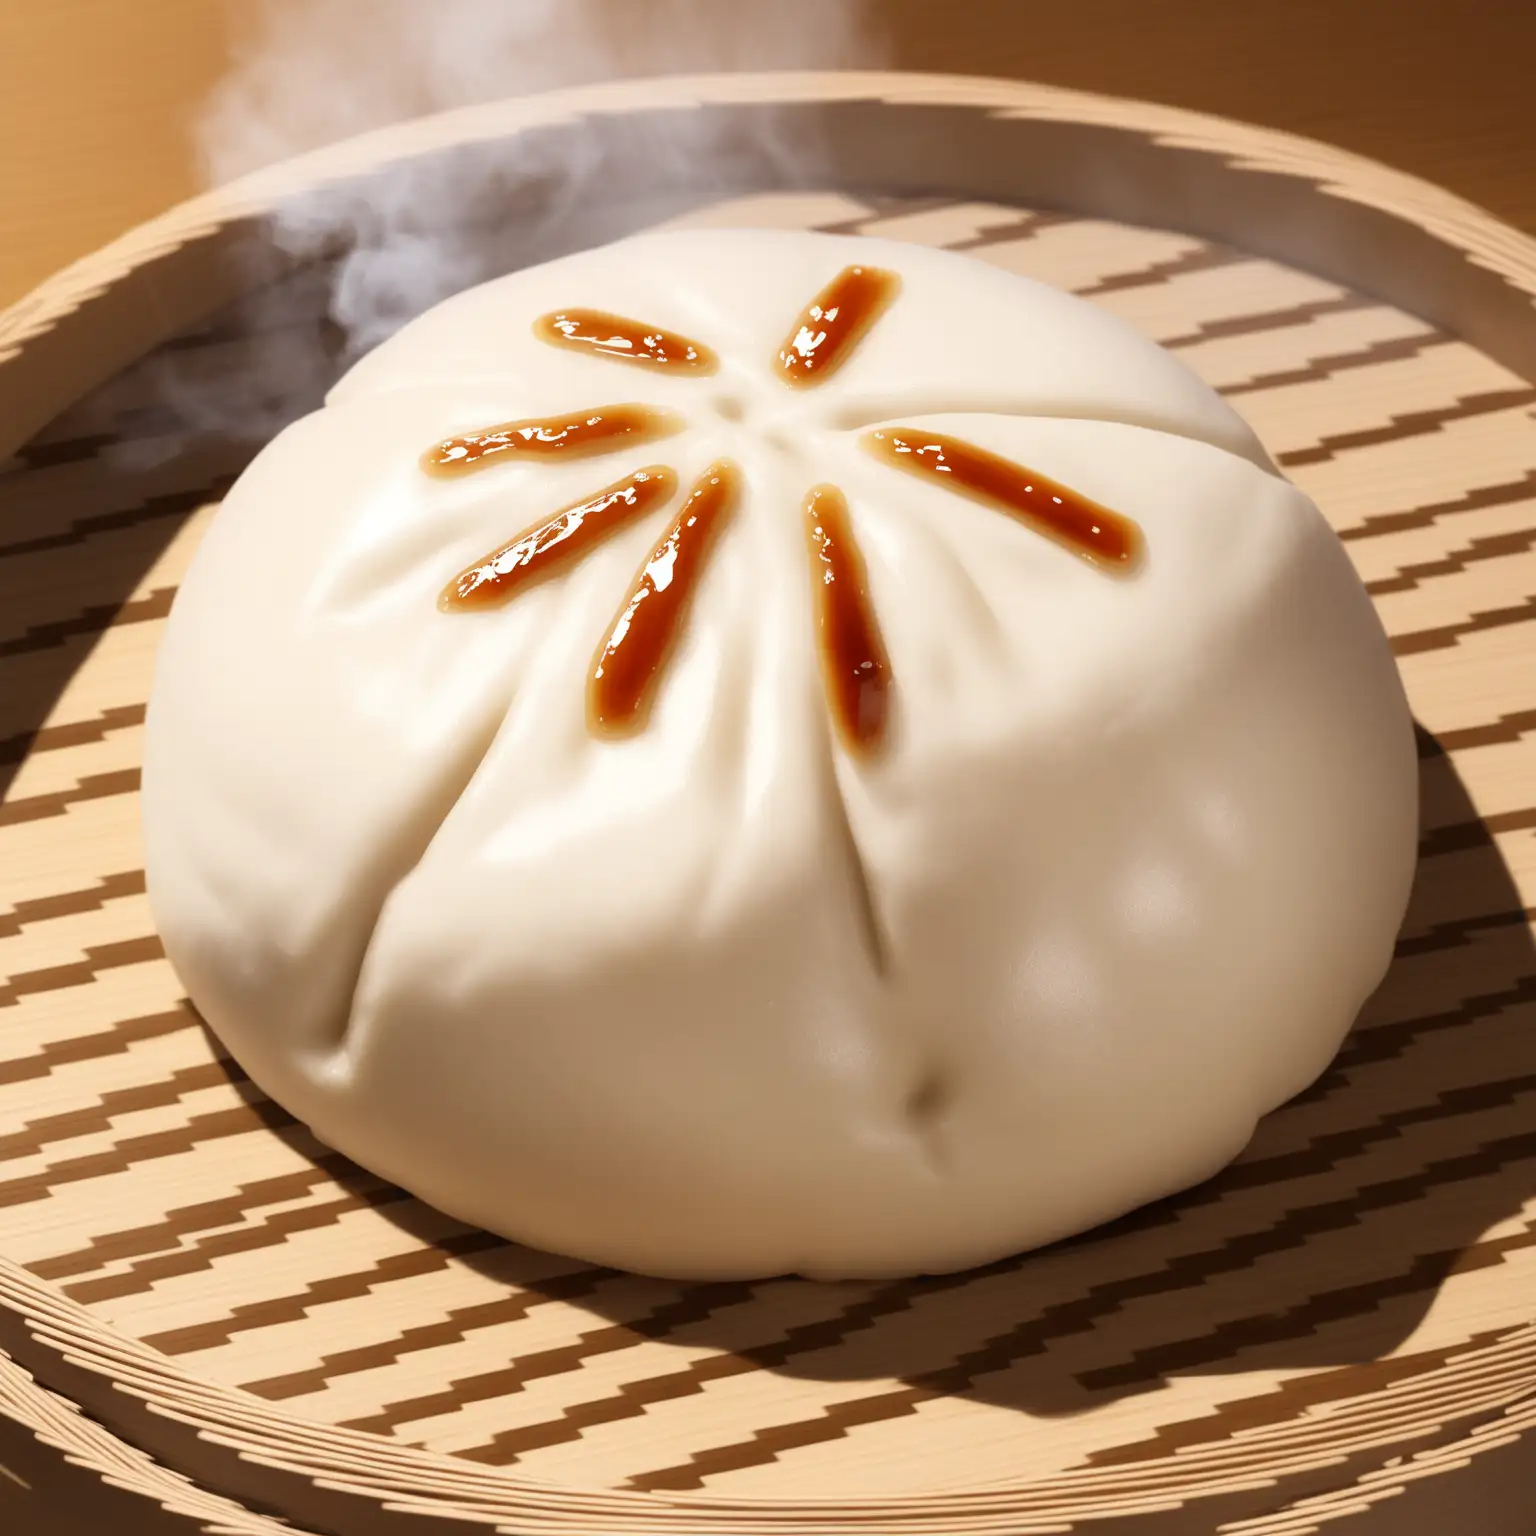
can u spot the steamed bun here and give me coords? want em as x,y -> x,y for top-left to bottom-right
142,229 -> 1416,1279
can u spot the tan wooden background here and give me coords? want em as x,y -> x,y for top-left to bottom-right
2,0 -> 1535,315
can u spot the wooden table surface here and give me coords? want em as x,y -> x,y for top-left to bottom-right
1,2 -> 1531,1531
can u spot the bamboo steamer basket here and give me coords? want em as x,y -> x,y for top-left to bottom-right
1,72 -> 1534,1534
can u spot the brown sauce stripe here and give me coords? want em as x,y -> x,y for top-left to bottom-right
441,466 -> 677,610
804,485 -> 891,755
533,309 -> 718,373
589,459 -> 742,736
421,404 -> 683,478
864,427 -> 1145,573
776,265 -> 901,387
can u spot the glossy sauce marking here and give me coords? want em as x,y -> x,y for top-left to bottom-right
777,266 -> 902,388
863,428 -> 1145,572
804,485 -> 891,756
441,466 -> 678,611
422,404 -> 683,478
533,309 -> 718,372
590,460 -> 741,736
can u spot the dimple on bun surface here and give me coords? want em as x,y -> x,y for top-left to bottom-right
142,230 -> 1417,1280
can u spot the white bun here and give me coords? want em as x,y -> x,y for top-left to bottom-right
143,230 -> 1416,1279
